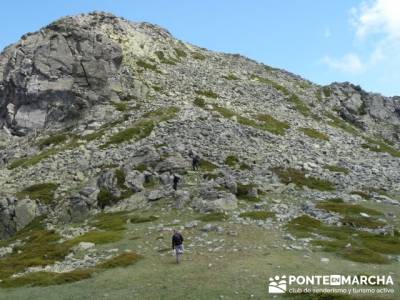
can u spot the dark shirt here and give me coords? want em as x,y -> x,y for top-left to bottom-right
172,233 -> 184,248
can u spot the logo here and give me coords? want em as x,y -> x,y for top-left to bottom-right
267,274 -> 394,295
268,275 -> 287,294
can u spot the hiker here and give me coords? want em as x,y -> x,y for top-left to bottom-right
172,174 -> 180,191
192,154 -> 200,171
172,229 -> 184,264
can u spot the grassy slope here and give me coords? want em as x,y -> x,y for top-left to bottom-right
0,203 -> 398,300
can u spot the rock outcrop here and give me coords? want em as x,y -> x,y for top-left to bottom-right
0,12 -> 399,240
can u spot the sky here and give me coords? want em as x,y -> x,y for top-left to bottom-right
0,0 -> 399,96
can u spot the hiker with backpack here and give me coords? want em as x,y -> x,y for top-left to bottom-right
172,174 -> 180,191
172,229 -> 184,264
189,150 -> 200,171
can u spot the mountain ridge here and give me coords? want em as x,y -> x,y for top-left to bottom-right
0,12 -> 399,294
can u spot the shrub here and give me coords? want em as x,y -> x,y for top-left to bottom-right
194,97 -> 206,108
322,86 -> 332,97
16,183 -> 59,204
97,189 -> 120,209
224,155 -> 239,167
174,48 -> 187,58
192,52 -> 206,60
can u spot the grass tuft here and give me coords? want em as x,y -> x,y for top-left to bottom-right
299,127 -> 329,141
194,97 -> 206,108
324,165 -> 349,174
195,90 -> 218,99
97,252 -> 142,269
272,167 -> 335,191
199,212 -> 229,222
16,183 -> 59,204
101,119 -> 154,148
239,211 -> 275,220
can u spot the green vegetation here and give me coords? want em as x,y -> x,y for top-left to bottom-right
255,114 -> 290,135
115,168 -> 127,189
174,48 -> 187,58
324,165 -> 349,174
193,97 -> 206,108
199,159 -> 218,172
342,247 -> 389,264
326,112 -> 359,135
16,183 -> 58,204
0,269 -> 94,288
361,137 -> 400,157
155,51 -> 177,65
36,133 -> 69,149
8,148 -> 60,170
101,119 -> 154,148
136,59 -> 158,71
316,200 -> 384,229
129,215 -> 158,223
239,211 -> 275,220
112,101 -> 129,112
97,189 -> 120,209
322,86 -> 332,97
288,94 -> 311,116
224,155 -> 239,167
69,230 -> 123,245
250,75 -> 311,116
299,127 -> 329,141
90,211 -> 130,231
250,75 -> 290,95
213,105 -> 235,118
96,252 -> 142,269
287,214 -> 398,264
273,167 -> 335,191
199,212 -> 229,222
203,172 -> 224,180
0,251 -> 142,288
143,106 -> 180,122
223,74 -> 238,80
236,183 -> 259,202
191,52 -> 206,60
350,191 -> 372,200
213,105 -> 290,135
195,89 -> 218,99
134,163 -> 148,172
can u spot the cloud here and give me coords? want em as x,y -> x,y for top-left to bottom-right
323,0 -> 400,76
322,53 -> 365,74
352,0 -> 400,39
